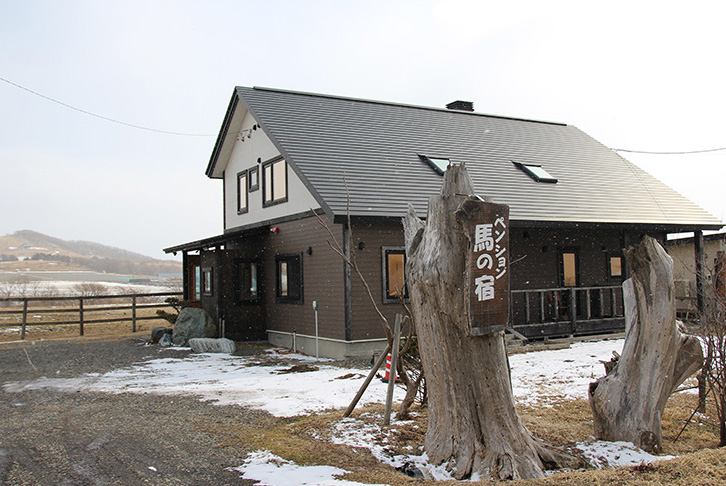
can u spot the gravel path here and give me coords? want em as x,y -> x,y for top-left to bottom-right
0,337 -> 272,485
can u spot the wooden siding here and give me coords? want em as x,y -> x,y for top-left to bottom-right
263,215 -> 347,340
349,220 -> 407,341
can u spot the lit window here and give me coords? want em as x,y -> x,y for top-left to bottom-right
236,260 -> 259,303
263,158 -> 288,206
237,171 -> 248,214
513,161 -> 558,183
383,247 -> 408,301
276,253 -> 302,304
419,154 -> 450,175
608,254 -> 623,279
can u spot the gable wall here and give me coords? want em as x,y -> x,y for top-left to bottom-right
223,112 -> 321,231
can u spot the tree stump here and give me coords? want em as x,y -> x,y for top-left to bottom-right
588,236 -> 703,453
402,164 -> 577,480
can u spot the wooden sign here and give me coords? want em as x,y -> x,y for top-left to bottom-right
466,201 -> 510,336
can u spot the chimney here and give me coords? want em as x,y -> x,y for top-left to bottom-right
446,100 -> 474,112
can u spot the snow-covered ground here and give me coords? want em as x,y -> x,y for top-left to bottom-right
3,337 -> 684,485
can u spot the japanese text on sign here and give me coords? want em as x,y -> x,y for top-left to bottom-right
473,216 -> 507,302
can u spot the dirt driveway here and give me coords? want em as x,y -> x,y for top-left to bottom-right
0,337 -> 269,485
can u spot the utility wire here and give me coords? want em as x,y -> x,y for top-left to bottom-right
0,76 -> 215,137
613,147 -> 726,155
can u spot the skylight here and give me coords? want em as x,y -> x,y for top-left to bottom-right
513,161 -> 558,183
419,155 -> 450,175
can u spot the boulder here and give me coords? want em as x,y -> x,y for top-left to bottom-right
150,327 -> 172,344
172,308 -> 216,346
158,332 -> 173,347
189,338 -> 236,354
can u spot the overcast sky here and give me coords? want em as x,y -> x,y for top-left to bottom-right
2,1 -> 725,259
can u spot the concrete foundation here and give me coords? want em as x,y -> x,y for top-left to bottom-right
266,330 -> 387,360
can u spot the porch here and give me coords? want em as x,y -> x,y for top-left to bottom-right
510,285 -> 625,340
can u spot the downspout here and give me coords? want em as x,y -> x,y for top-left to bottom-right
343,222 -> 353,341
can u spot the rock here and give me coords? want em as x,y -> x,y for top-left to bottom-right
150,327 -> 172,344
158,333 -> 173,347
189,338 -> 236,354
172,308 -> 216,346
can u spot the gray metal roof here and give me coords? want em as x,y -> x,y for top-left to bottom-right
209,86 -> 722,230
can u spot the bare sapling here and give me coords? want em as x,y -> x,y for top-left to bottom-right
314,192 -> 425,420
699,250 -> 726,446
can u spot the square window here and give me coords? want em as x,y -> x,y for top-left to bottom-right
263,158 -> 288,207
276,253 -> 303,304
383,247 -> 408,301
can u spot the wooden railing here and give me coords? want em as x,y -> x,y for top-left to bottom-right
0,292 -> 182,340
510,285 -> 625,339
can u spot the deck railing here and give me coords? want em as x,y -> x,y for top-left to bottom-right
510,285 -> 625,339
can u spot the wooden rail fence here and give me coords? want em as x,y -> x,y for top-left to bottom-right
0,292 -> 182,339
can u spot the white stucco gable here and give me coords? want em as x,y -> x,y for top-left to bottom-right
222,111 -> 321,231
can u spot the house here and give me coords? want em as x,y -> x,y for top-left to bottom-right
164,87 -> 722,358
665,232 -> 726,316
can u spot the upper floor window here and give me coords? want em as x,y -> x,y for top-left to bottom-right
237,171 -> 248,214
263,158 -> 288,207
248,166 -> 260,192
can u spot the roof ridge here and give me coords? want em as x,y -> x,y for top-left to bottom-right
244,86 -> 567,127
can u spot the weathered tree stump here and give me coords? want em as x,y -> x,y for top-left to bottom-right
402,164 -> 577,480
588,236 -> 703,453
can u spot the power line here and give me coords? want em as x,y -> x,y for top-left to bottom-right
613,147 -> 726,155
0,76 -> 216,137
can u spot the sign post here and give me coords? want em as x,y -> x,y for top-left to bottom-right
312,300 -> 319,359
466,201 -> 510,336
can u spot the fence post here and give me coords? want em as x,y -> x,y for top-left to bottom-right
569,287 -> 577,336
79,297 -> 84,336
21,299 -> 28,340
132,294 -> 137,332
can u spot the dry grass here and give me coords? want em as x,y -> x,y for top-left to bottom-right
211,392 -> 724,486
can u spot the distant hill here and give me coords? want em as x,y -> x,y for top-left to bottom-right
0,230 -> 181,276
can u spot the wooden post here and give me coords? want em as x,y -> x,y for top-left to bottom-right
524,292 -> 531,324
79,297 -> 84,336
383,314 -> 401,426
695,230 -> 706,315
132,294 -> 137,332
343,342 -> 392,418
21,299 -> 28,340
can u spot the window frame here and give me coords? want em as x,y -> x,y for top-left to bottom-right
513,161 -> 558,183
235,259 -> 261,304
382,247 -> 409,303
275,252 -> 303,304
237,170 -> 249,214
262,157 -> 289,207
248,166 -> 260,192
